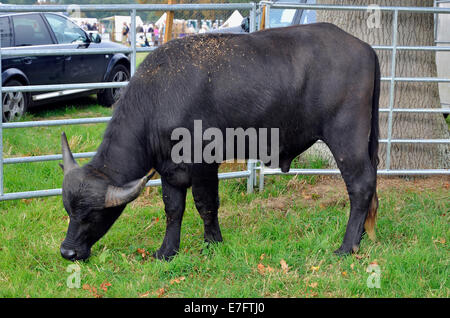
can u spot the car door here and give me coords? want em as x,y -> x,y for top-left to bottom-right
44,13 -> 108,84
11,13 -> 64,85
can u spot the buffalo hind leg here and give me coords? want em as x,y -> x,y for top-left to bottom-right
192,164 -> 223,244
335,159 -> 376,255
154,178 -> 187,261
325,139 -> 376,255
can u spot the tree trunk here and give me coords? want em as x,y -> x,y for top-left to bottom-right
312,0 -> 449,170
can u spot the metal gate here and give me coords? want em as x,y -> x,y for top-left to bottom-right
1,2 -> 449,201
257,1 -> 450,190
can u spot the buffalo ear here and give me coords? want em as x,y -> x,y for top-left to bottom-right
61,132 -> 79,175
104,169 -> 156,208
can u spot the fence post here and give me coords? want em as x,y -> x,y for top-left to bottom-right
250,2 -> 257,32
260,4 -> 266,29
259,161 -> 265,192
434,0 -> 438,43
130,9 -> 137,76
0,40 -> 3,197
164,0 -> 175,43
247,160 -> 255,193
265,3 -> 271,29
385,9 -> 399,170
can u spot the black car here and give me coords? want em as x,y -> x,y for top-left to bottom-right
0,12 -> 131,122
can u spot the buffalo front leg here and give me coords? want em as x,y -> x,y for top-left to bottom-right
154,178 -> 187,261
192,164 -> 223,244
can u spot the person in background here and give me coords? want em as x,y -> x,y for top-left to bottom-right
122,22 -> 130,45
154,25 -> 159,46
146,24 -> 154,43
198,24 -> 208,34
143,33 -> 150,47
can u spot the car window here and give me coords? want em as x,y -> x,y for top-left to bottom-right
12,14 -> 53,46
0,17 -> 13,47
269,0 -> 302,28
268,0 -> 316,28
299,0 -> 316,24
44,14 -> 88,44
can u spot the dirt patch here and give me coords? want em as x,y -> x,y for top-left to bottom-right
284,176 -> 348,209
291,175 -> 449,194
251,195 -> 293,213
376,175 -> 449,193
131,175 -> 448,212
253,175 -> 449,211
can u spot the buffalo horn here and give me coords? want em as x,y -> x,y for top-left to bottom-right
104,169 -> 156,208
60,132 -> 79,174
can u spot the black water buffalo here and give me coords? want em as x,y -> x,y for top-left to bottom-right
59,23 -> 380,261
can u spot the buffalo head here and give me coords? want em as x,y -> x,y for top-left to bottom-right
59,132 -> 154,261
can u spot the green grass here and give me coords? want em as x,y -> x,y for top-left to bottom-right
2,97 -> 112,193
136,52 -> 149,67
0,98 -> 448,298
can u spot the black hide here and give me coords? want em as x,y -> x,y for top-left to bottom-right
60,23 -> 380,261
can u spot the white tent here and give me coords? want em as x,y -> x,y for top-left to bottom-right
155,13 -> 167,28
219,10 -> 243,29
101,15 -> 144,42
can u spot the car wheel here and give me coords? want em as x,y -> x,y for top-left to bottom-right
2,80 -> 28,122
97,64 -> 130,107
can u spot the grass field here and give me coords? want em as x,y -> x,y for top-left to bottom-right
0,54 -> 448,297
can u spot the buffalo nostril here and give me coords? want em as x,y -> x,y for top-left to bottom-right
60,246 -> 77,260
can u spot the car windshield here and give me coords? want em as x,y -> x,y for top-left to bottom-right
269,0 -> 316,28
44,13 -> 88,44
300,2 -> 317,24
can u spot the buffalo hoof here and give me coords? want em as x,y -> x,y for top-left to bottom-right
204,232 -> 223,244
153,248 -> 177,261
334,244 -> 359,256
200,239 -> 223,255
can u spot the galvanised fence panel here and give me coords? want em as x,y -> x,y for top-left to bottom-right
0,2 -> 449,201
0,2 -> 257,201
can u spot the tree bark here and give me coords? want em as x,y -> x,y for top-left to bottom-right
312,0 -> 449,169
